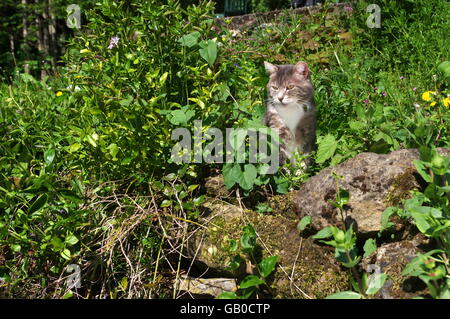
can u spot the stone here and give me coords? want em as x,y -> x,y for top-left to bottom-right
177,276 -> 237,297
183,198 -> 350,298
294,148 -> 450,234
204,175 -> 232,199
361,239 -> 429,299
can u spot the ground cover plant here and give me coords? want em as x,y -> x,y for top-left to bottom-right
0,0 -> 449,298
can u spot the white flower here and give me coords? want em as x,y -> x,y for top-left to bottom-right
108,36 -> 120,49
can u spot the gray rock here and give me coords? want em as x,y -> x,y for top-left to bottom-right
362,239 -> 428,299
294,148 -> 450,234
177,276 -> 237,297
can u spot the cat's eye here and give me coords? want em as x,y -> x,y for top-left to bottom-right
287,84 -> 294,90
271,85 -> 278,90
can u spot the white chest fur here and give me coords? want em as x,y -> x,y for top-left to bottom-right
274,102 -> 310,137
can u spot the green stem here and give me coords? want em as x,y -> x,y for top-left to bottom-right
346,249 -> 364,297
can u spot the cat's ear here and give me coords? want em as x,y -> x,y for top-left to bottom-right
264,61 -> 278,74
294,62 -> 309,79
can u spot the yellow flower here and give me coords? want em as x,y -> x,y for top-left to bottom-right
56,91 -> 63,97
443,97 -> 450,107
430,101 -> 437,107
421,91 -> 436,101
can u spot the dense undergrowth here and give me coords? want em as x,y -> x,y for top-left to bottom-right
0,0 -> 449,298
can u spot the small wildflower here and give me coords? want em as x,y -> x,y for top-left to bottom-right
373,87 -> 378,91
55,91 -> 63,97
413,87 -> 417,91
233,63 -> 242,69
67,85 -> 81,92
108,36 -> 120,49
443,97 -> 450,107
421,91 -> 436,102
430,101 -> 437,107
344,6 -> 353,13
381,91 -> 387,97
399,76 -> 405,80
363,99 -> 369,105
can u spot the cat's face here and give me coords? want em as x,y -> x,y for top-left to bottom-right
264,61 -> 313,106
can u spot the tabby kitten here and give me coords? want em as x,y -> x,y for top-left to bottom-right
263,61 -> 317,167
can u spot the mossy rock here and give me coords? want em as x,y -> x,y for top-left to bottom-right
362,239 -> 429,299
294,148 -> 450,235
184,198 -> 350,298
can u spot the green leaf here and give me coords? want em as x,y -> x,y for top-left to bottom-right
348,120 -> 366,131
29,194 -> 48,214
363,239 -> 377,258
65,234 -> 79,246
62,291 -> 74,299
297,216 -> 312,232
51,236 -> 64,251
242,224 -> 256,236
193,195 -> 205,206
10,244 -> 21,253
223,164 -> 242,189
325,291 -> 363,299
409,212 -> 431,235
161,199 -> 172,208
355,104 -> 366,120
107,143 -> 119,159
240,164 -> 257,190
86,134 -> 98,148
68,143 -> 81,153
337,188 -> 349,206
199,40 -> 217,67
178,31 -> 201,47
61,248 -> 71,260
274,176 -> 289,194
120,277 -> 128,291
240,234 -> 256,252
312,226 -> 333,239
366,273 -> 387,295
227,239 -> 238,252
316,134 -> 337,164
226,255 -> 242,270
259,255 -> 278,278
381,206 -> 397,231
413,160 -> 432,183
44,149 -> 55,166
239,287 -> 256,299
216,291 -> 238,299
437,61 -> 450,78
59,189 -> 82,203
169,109 -> 195,125
239,275 -> 265,289
335,247 -> 361,268
119,95 -> 133,107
